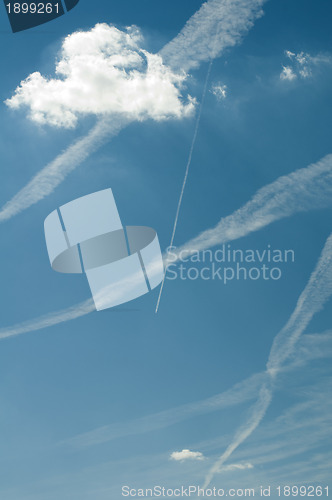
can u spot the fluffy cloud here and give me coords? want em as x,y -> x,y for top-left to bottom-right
170,449 -> 205,462
5,24 -> 195,128
211,83 -> 227,100
280,50 -> 331,82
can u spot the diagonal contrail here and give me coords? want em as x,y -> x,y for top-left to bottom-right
203,230 -> 332,487
0,117 -> 127,223
1,154 -> 332,340
155,60 -> 213,313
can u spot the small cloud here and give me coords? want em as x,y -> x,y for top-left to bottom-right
219,462 -> 254,473
280,50 -> 331,82
211,83 -> 227,101
5,23 -> 195,128
285,50 -> 295,59
280,66 -> 297,81
170,449 -> 205,462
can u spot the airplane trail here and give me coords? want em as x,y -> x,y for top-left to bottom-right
155,60 -> 213,313
167,154 -> 332,265
203,230 -> 332,487
0,118 -> 127,223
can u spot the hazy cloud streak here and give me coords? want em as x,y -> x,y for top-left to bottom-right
160,0 -> 266,72
203,231 -> 332,486
0,118 -> 126,223
168,154 -> 332,265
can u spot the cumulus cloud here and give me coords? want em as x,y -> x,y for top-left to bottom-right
280,50 -> 331,82
5,23 -> 195,128
211,83 -> 227,100
170,449 -> 205,462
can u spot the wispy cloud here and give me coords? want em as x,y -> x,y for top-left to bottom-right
169,154 -> 332,264
280,65 -> 297,81
60,331 -> 332,451
211,83 -> 227,100
62,373 -> 264,449
203,230 -> 332,486
280,50 -> 332,81
218,462 -> 253,472
160,0 -> 266,71
170,449 -> 205,462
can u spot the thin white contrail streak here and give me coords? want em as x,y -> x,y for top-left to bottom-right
0,299 -> 95,341
203,230 -> 332,487
155,60 -> 213,313
0,118 -> 127,223
1,155 -> 332,340
156,0 -> 268,312
167,153 -> 332,265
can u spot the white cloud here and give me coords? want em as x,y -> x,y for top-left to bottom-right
170,449 -> 205,462
211,83 -> 227,100
280,66 -> 297,81
5,23 -> 194,128
280,50 -> 331,82
1,0 -> 266,224
219,462 -> 254,472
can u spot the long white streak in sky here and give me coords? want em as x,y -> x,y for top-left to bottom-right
160,0 -> 266,72
169,154 -> 332,265
203,230 -> 332,487
155,60 -> 213,313
64,373 -> 264,449
1,156 -> 332,340
0,299 -> 95,341
267,232 -> 332,374
0,118 -> 127,223
61,330 -> 332,449
203,383 -> 272,487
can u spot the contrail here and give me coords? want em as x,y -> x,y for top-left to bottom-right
0,299 -> 95,341
63,372 -> 264,449
0,118 -> 127,223
203,230 -> 332,487
203,382 -> 272,487
160,0 -> 266,72
156,0 -> 268,312
168,154 -> 332,265
1,155 -> 332,340
1,0 -> 268,225
155,60 -> 213,313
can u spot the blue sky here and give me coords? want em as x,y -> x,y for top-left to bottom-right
0,0 -> 332,498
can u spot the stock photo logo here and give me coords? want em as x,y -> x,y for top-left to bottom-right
44,188 -> 164,311
3,0 -> 80,33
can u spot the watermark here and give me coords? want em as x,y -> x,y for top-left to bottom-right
122,485 -> 329,497
122,485 -> 255,497
165,245 -> 295,284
